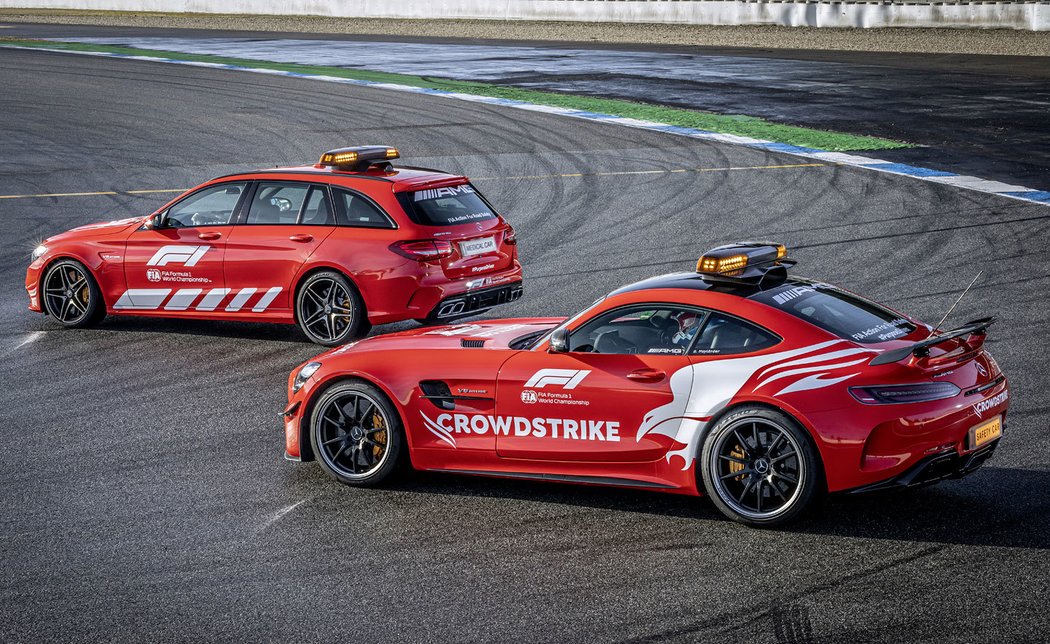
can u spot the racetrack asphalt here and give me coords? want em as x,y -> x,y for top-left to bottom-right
1,47 -> 1048,643
6,22 -> 1050,192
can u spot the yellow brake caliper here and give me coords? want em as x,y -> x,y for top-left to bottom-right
372,412 -> 386,459
728,446 -> 746,481
71,269 -> 89,306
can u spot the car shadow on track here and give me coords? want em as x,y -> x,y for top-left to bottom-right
365,465 -> 1050,549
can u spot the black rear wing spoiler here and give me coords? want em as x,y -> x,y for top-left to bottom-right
869,316 -> 996,366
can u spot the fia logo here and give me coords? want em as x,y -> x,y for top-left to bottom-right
524,369 -> 591,390
146,268 -> 162,283
520,390 -> 538,404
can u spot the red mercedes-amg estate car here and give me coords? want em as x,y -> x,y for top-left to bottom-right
282,242 -> 1008,526
26,146 -> 522,345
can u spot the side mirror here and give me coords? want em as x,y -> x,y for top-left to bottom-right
145,213 -> 166,229
548,328 -> 570,353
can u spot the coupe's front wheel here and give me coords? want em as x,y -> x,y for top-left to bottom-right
700,406 -> 822,527
309,381 -> 403,487
41,259 -> 105,328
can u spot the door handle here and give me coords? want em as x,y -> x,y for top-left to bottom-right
289,234 -> 314,243
197,231 -> 222,241
627,368 -> 666,383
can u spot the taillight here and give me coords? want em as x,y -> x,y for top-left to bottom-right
390,240 -> 454,261
849,382 -> 960,404
504,227 -> 517,245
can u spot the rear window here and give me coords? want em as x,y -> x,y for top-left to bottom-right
753,282 -> 915,344
397,183 -> 497,226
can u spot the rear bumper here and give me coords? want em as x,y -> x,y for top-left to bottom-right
847,440 -> 998,494
425,281 -> 523,321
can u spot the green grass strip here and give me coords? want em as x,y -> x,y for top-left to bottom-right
1,38 -> 910,151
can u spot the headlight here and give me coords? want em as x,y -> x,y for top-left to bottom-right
31,245 -> 47,262
292,362 -> 322,393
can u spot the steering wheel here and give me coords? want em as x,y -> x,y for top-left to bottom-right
594,330 -> 635,354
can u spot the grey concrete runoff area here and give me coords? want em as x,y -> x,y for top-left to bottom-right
1,44 -> 1049,644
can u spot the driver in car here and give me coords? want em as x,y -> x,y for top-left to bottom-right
670,311 -> 703,350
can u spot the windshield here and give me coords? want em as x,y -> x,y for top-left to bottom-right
397,183 -> 497,226
531,297 -> 607,350
752,282 -> 915,344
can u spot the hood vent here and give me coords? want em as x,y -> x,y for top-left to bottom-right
461,339 -> 486,348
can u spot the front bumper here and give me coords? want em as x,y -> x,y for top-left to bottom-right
847,440 -> 999,494
425,281 -> 523,321
25,263 -> 44,312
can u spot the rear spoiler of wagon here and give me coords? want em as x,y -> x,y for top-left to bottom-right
869,316 -> 996,366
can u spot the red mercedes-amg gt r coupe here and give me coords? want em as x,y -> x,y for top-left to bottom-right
282,242 -> 1008,526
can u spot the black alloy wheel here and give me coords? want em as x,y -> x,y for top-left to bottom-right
296,271 -> 365,346
701,406 -> 821,527
310,381 -> 402,486
42,260 -> 104,328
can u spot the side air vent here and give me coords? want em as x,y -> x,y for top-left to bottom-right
419,380 -> 455,410
461,339 -> 486,348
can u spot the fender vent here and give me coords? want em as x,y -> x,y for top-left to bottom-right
461,339 -> 486,348
420,380 -> 455,410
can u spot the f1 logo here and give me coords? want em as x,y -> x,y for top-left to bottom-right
524,369 -> 590,390
147,245 -> 209,267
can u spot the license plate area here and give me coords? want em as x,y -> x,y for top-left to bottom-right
459,236 -> 496,257
968,415 -> 1002,450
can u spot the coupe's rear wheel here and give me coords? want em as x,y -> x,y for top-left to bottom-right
296,271 -> 365,346
310,381 -> 402,486
42,259 -> 104,328
700,406 -> 821,527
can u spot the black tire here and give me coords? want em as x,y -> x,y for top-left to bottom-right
699,405 -> 822,527
295,270 -> 366,346
41,259 -> 105,328
309,380 -> 403,487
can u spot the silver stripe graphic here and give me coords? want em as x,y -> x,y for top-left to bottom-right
754,357 -> 870,391
113,289 -> 171,310
196,288 -> 231,311
251,286 -> 283,312
225,288 -> 257,312
164,288 -> 203,311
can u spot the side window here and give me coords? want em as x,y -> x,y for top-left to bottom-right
690,313 -> 779,356
570,305 -> 705,355
336,189 -> 394,228
246,182 -> 309,225
166,182 -> 246,228
299,186 -> 334,226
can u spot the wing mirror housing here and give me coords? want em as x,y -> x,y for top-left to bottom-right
548,328 -> 569,353
145,212 -> 167,229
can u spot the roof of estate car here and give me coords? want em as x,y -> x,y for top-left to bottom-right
211,164 -> 468,190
